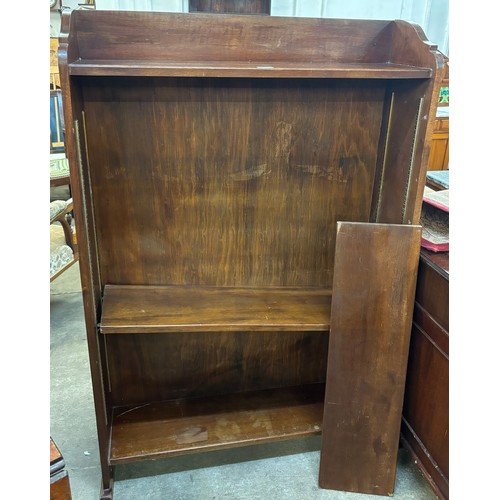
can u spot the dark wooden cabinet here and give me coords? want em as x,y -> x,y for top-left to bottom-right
189,0 -> 271,14
58,10 -> 444,499
401,249 -> 449,499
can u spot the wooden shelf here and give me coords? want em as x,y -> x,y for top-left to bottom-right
110,384 -> 324,464
100,285 -> 331,334
69,59 -> 432,79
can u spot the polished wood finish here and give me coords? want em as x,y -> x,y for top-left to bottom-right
50,474 -> 72,500
415,249 -> 449,330
58,10 -> 443,498
105,331 -> 328,406
401,249 -> 449,499
50,176 -> 71,188
189,0 -> 270,14
428,116 -> 449,171
50,438 -> 63,473
63,12 -> 433,79
319,222 -> 421,495
50,439 -> 72,500
69,61 -> 431,78
82,77 -> 382,288
110,384 -> 324,464
101,285 -> 331,333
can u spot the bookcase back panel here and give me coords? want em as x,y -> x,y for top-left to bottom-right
81,77 -> 385,287
105,331 -> 329,406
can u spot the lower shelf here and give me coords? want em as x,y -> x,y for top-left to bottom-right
109,384 -> 325,464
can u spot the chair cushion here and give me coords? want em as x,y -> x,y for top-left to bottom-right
50,156 -> 70,180
50,244 -> 74,277
50,225 -> 74,277
50,200 -> 67,221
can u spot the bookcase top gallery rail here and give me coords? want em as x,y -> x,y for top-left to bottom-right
100,285 -> 332,334
59,10 -> 437,79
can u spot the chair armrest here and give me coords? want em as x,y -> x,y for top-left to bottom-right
50,198 -> 74,252
50,198 -> 73,224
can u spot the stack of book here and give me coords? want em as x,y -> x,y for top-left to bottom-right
420,187 -> 449,252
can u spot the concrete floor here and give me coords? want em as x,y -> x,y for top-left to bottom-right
50,263 -> 437,500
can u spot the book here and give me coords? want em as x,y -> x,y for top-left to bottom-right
420,188 -> 449,252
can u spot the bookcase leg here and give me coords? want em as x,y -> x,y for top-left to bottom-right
100,480 -> 113,500
100,469 -> 114,500
319,222 -> 421,495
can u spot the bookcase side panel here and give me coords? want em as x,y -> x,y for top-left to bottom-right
58,16 -> 114,495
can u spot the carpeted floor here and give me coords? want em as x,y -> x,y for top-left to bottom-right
50,263 -> 437,500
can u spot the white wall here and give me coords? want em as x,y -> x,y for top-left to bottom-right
55,0 -> 448,55
95,0 -> 188,11
271,0 -> 448,54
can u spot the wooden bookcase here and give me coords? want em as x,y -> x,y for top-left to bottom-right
58,10 -> 444,499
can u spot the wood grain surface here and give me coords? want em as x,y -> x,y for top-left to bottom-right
319,222 -> 421,495
110,384 -> 324,464
58,10 -> 442,496
70,12 -> 395,65
401,250 -> 449,499
105,330 -> 329,406
50,438 -> 64,474
100,285 -> 331,333
50,472 -> 72,500
69,60 -> 432,79
82,77 -> 384,287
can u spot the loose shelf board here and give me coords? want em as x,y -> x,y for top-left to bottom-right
319,222 -> 422,495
